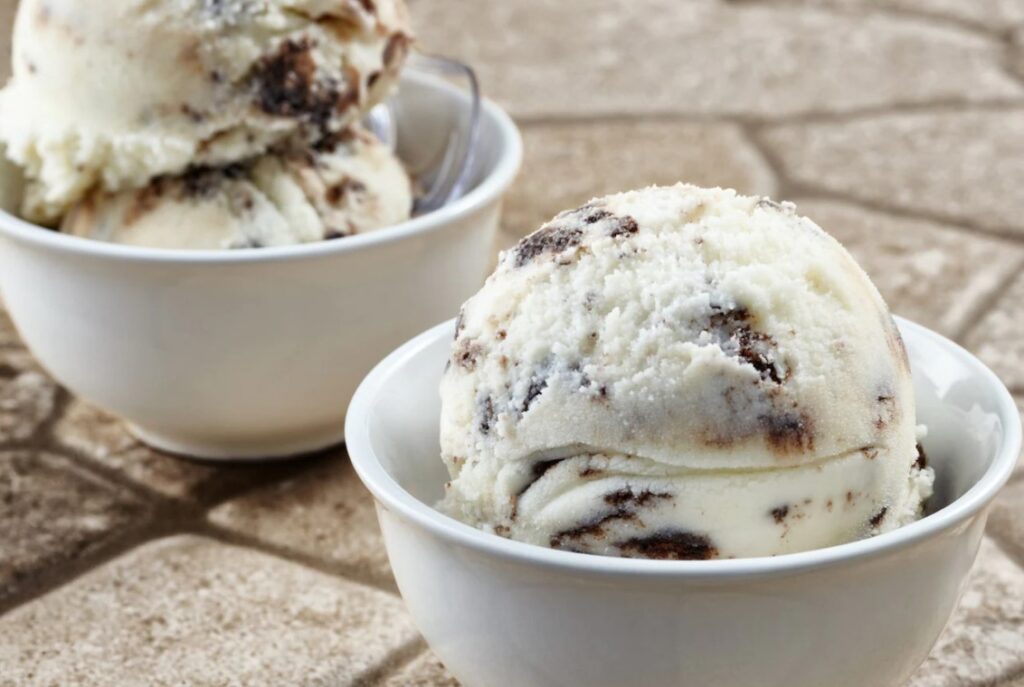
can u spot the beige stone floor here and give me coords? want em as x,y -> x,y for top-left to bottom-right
3,0 -> 1024,685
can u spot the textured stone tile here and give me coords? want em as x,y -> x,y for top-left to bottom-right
208,449 -> 391,585
500,120 -> 777,246
786,0 -> 1024,32
989,480 -> 1024,563
763,110 -> 1024,234
54,400 -> 224,499
53,400 -> 302,501
0,348 -> 57,443
410,1 -> 1019,119
0,450 -> 145,602
0,535 -> 420,687
793,199 -> 1024,336
964,275 -> 1024,390
382,652 -> 459,687
906,538 -> 1024,687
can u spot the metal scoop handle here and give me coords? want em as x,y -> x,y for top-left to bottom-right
364,54 -> 482,216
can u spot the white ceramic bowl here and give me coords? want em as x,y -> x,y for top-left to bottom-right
346,317 -> 1021,687
0,73 -> 521,459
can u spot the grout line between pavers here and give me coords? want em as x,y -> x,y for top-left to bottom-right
510,98 -> 1024,131
40,445 -> 174,505
0,400 -> 181,520
734,121 -> 783,197
16,384 -> 76,456
199,520 -> 402,597
951,266 -> 1023,344
743,123 -> 1024,247
738,121 -> 789,193
353,638 -> 430,687
987,528 -> 1024,578
188,449 -> 344,511
0,508 -> 404,621
0,505 -> 185,618
37,403 -> 331,511
4,388 -> 406,612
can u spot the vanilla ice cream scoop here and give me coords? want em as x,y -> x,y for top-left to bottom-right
439,184 -> 933,559
62,126 -> 411,250
0,0 -> 411,224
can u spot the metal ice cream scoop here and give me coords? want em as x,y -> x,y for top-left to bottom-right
364,54 -> 482,216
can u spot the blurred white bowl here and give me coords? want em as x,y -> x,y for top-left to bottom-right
0,72 -> 522,459
346,316 -> 1020,687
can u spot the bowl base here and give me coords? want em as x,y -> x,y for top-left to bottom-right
127,423 -> 347,461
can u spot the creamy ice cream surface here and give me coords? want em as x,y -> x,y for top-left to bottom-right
0,0 -> 411,224
439,184 -> 933,560
62,126 -> 411,250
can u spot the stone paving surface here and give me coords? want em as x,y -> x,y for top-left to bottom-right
762,109 -> 1024,236
0,350 -> 56,444
208,451 -> 394,590
0,536 -> 421,687
412,0 -> 1020,119
502,120 -> 777,244
382,653 -> 462,687
0,450 -> 146,604
789,0 -> 1024,32
52,400 -> 305,503
3,0 -> 1024,685
966,275 -> 1024,392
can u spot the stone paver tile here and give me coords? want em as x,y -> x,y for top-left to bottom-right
54,400 -> 223,499
208,449 -> 391,585
0,535 -> 420,687
964,275 -> 1024,391
410,1 -> 1019,119
794,199 -> 1024,336
988,480 -> 1024,563
500,120 -> 777,246
787,0 -> 1024,32
763,110 -> 1024,235
382,651 -> 459,687
0,450 -> 146,602
906,538 -> 1024,687
54,399 -> 302,501
0,348 -> 57,443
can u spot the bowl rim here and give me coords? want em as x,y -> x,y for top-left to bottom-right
346,315 -> 1022,581
0,71 -> 523,265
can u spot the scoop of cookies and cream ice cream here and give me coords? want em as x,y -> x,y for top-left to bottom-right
62,126 -> 411,250
0,0 -> 411,224
439,184 -> 933,560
